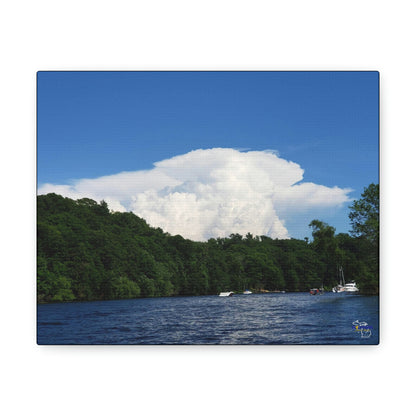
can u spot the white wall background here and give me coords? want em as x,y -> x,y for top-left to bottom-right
1,1 -> 412,415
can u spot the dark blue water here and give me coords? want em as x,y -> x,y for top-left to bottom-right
37,293 -> 379,345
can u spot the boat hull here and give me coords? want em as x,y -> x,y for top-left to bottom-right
219,292 -> 234,297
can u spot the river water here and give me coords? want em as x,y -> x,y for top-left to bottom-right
37,292 -> 379,345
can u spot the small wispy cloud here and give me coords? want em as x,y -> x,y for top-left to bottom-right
38,148 -> 352,241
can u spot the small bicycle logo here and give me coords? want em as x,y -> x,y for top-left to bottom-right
352,320 -> 372,338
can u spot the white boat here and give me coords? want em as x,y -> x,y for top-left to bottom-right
243,290 -> 252,295
219,291 -> 234,297
332,267 -> 359,293
343,282 -> 359,292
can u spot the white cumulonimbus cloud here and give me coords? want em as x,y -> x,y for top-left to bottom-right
38,148 -> 352,241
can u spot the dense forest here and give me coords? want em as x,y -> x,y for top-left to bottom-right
37,184 -> 379,302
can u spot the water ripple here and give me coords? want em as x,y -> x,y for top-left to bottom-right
37,293 -> 379,345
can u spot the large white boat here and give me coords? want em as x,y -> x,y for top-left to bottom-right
343,282 -> 359,292
332,267 -> 359,293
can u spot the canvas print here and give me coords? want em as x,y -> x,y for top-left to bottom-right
37,71 -> 379,345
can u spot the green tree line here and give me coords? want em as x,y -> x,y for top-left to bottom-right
37,184 -> 379,302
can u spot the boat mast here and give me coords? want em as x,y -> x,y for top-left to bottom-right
340,266 -> 345,286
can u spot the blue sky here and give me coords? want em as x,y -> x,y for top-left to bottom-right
37,71 -> 379,240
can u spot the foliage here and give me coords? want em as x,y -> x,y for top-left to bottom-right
349,183 -> 379,244
37,188 -> 379,302
348,183 -> 379,293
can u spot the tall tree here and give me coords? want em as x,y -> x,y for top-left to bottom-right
309,220 -> 340,287
348,183 -> 379,294
348,183 -> 379,245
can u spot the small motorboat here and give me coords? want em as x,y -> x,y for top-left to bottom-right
219,291 -> 234,297
243,290 -> 252,295
310,288 -> 320,295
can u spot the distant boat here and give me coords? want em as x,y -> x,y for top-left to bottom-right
343,282 -> 359,293
219,291 -> 234,297
332,267 -> 359,293
243,290 -> 252,295
310,288 -> 320,295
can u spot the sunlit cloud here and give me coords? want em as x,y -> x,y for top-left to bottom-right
38,148 -> 352,241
